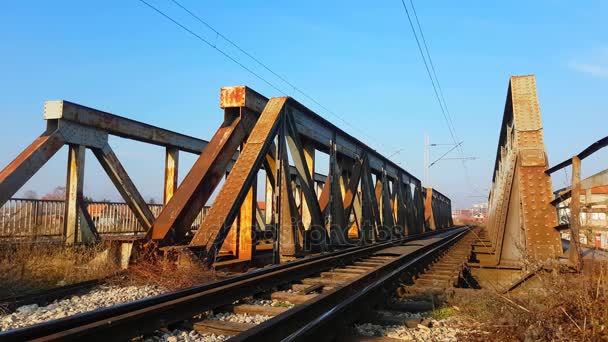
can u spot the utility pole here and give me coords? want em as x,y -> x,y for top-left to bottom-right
423,133 -> 429,186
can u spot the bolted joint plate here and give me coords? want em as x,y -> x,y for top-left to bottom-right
519,148 -> 546,167
43,100 -> 64,120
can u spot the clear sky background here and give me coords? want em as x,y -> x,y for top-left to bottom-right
0,0 -> 606,209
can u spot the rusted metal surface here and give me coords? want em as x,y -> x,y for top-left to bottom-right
237,185 -> 255,261
424,187 -> 436,230
342,157 -> 363,228
279,118 -> 305,258
0,128 -> 65,208
480,75 -> 562,268
190,98 -> 287,260
285,113 -> 324,233
220,85 -> 268,114
93,143 -> 155,232
150,109 -> 256,244
64,145 -> 98,244
163,147 -> 179,205
0,98 -> 224,243
424,187 -> 452,231
44,100 -> 209,154
222,87 -> 420,186
0,85 -> 454,267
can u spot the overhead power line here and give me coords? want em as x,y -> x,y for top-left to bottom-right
398,0 -> 458,145
399,0 -> 485,196
408,0 -> 461,155
136,0 -> 393,155
136,0 -> 285,95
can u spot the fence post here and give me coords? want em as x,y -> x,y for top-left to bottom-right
570,156 -> 582,270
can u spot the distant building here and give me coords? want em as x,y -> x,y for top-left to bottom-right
452,202 -> 488,224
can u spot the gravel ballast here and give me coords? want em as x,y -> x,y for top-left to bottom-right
0,284 -> 164,331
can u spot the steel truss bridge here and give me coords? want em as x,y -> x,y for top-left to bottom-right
0,74 -> 604,274
0,84 -> 452,267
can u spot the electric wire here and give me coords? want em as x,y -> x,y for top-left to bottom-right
138,0 -> 393,154
399,0 -> 458,146
400,0 -> 486,196
137,0 -> 285,95
408,0 -> 461,155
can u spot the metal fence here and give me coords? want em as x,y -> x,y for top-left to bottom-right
0,198 -> 208,238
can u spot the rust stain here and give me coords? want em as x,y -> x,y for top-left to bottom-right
220,86 -> 247,109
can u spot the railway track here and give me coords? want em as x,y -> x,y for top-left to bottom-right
0,226 -> 470,341
343,229 -> 479,341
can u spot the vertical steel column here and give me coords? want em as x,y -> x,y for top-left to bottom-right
301,141 -> 315,230
163,147 -> 179,205
238,184 -> 256,260
63,145 -> 91,244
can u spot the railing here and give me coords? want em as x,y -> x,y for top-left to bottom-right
546,135 -> 608,268
0,198 -> 208,238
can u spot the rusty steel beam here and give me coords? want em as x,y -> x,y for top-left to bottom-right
44,100 -> 209,154
300,140 -> 316,229
342,157 -> 363,227
284,112 -> 324,231
360,157 -> 382,241
424,187 -> 436,231
380,171 -> 396,237
327,137 -> 348,245
395,176 -> 409,235
190,97 -> 287,262
150,109 -> 256,243
278,119 -> 305,259
238,185 -> 256,261
0,127 -> 65,208
163,147 -> 179,205
93,143 -> 155,232
411,184 -> 425,235
219,87 -> 420,186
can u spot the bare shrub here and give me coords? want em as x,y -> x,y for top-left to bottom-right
448,260 -> 608,341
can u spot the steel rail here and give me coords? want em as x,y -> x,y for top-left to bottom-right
0,228 -> 461,341
231,227 -> 470,341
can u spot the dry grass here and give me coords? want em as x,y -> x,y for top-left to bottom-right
0,241 -> 221,301
446,260 -> 608,341
0,242 -> 121,299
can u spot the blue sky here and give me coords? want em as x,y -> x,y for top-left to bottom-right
0,0 -> 606,209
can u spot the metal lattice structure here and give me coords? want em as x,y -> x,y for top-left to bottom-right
476,75 -> 562,267
0,86 -> 453,266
